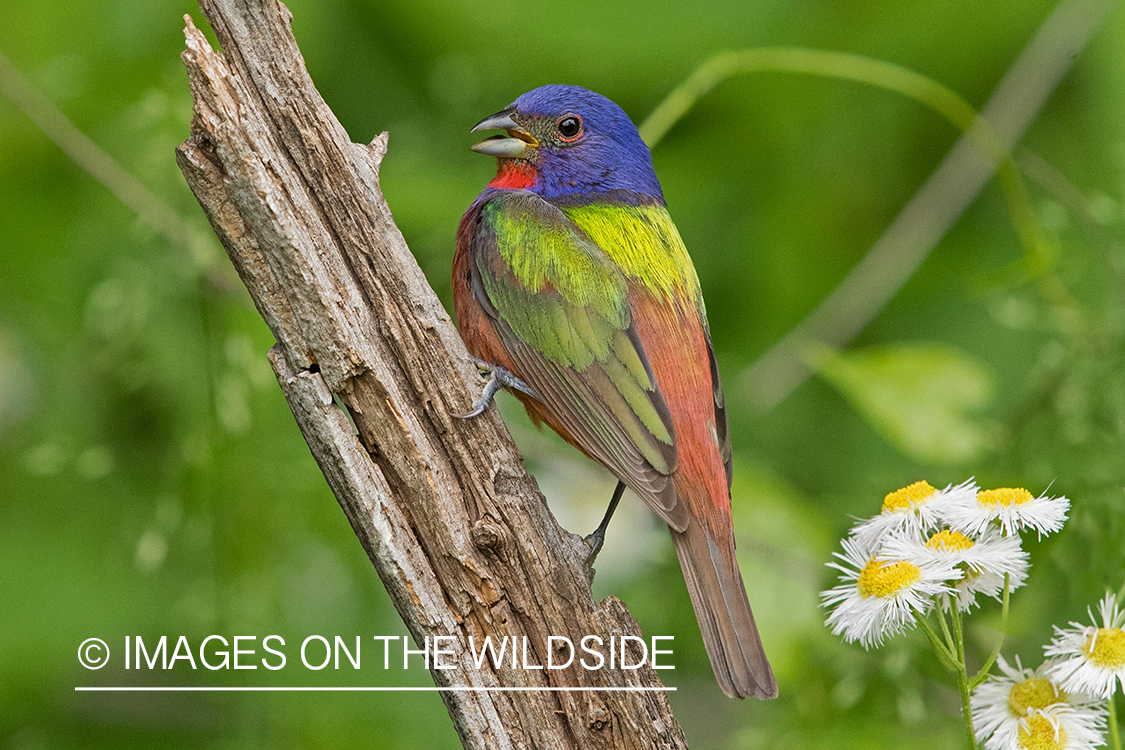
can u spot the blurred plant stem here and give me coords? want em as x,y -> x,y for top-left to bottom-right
0,43 -> 239,518
0,47 -> 227,283
640,47 -> 1049,277
639,0 -> 1117,411
641,48 -> 974,143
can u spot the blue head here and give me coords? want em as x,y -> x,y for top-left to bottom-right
470,85 -> 664,202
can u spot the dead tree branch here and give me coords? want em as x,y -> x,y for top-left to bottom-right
174,0 -> 688,747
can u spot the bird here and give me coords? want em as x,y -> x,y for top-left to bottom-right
452,84 -> 777,700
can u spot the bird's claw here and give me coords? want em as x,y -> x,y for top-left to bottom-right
582,481 -> 626,569
583,529 -> 607,568
454,358 -> 536,419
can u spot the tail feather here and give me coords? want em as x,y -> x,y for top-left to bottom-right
672,516 -> 777,700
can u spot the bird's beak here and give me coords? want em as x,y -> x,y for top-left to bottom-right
470,108 -> 538,158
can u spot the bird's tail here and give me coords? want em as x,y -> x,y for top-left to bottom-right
671,514 -> 777,699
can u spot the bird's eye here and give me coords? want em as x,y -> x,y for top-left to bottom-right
556,115 -> 583,141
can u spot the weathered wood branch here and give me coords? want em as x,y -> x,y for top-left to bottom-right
174,0 -> 688,747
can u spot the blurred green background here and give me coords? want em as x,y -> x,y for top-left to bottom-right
2,0 -> 1123,747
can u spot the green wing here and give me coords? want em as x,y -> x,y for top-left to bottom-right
466,190 -> 686,531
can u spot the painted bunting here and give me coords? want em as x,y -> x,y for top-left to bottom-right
453,84 -> 777,700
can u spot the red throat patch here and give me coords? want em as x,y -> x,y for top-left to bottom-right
488,161 -> 537,190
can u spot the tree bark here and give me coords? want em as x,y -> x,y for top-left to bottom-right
174,1 -> 688,748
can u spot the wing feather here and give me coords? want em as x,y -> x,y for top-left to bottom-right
463,189 -> 687,530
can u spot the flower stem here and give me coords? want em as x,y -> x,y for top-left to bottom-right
916,614 -> 958,671
937,606 -> 957,657
915,607 -> 976,749
968,573 -> 1010,691
1109,695 -> 1121,750
950,606 -> 978,750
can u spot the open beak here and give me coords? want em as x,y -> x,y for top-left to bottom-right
470,108 -> 538,158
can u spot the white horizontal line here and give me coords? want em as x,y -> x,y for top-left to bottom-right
75,686 -> 675,692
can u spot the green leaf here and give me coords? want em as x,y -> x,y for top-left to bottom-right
816,343 -> 998,465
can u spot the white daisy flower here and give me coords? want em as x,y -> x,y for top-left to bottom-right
851,479 -> 977,548
882,526 -> 1029,612
1045,592 -> 1125,700
1011,707 -> 1105,750
821,535 -> 961,648
940,486 -> 1069,539
972,655 -> 1106,750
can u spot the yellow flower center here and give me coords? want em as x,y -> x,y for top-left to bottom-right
926,529 -> 975,551
857,558 -> 921,599
1083,627 -> 1125,668
883,481 -> 937,512
1008,678 -> 1064,717
977,487 -> 1033,507
1017,714 -> 1066,750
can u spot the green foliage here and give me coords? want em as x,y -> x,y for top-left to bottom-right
1,0 -> 1124,748
817,343 -> 997,465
